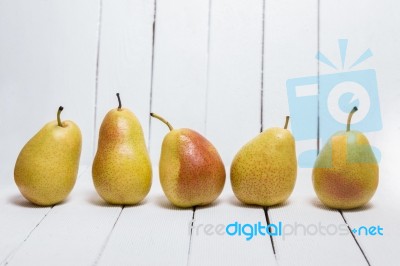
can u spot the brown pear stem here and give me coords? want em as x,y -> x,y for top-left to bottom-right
57,106 -> 64,127
284,116 -> 290,129
116,93 -> 122,110
150,113 -> 174,131
346,106 -> 358,132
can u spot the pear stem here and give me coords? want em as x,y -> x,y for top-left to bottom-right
57,106 -> 64,127
116,93 -> 122,110
284,116 -> 290,129
346,106 -> 358,132
150,113 -> 174,131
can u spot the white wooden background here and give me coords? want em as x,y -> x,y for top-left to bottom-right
0,0 -> 399,265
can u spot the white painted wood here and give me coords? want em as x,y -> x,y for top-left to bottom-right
263,1 -> 368,265
0,0 -> 398,265
4,167 -> 123,266
342,177 -> 400,266
268,169 -> 367,266
96,193 -> 193,266
263,0 -> 319,128
319,0 -> 400,195
97,0 -> 208,265
189,196 -> 277,266
204,0 -> 263,167
149,0 -> 210,192
94,0 -> 155,150
263,0 -> 319,161
0,0 -> 100,186
320,1 -> 400,265
190,0 -> 275,265
0,187 -> 51,265
0,167 -> 87,265
263,0 -> 319,197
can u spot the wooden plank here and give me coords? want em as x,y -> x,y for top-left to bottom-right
204,0 -> 263,167
94,0 -> 155,149
4,167 -> 123,266
190,197 -> 276,266
0,167 -> 87,265
189,0 -> 276,265
320,0 -> 400,264
0,0 -> 100,186
263,0 -> 367,265
96,0 -> 208,264
96,195 -> 193,266
0,187 -> 51,264
267,169 -> 367,266
263,0 -> 319,161
149,1 -> 210,184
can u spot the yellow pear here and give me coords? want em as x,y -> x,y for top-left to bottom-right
14,106 -> 82,206
92,93 -> 152,205
313,107 -> 379,209
151,113 -> 225,208
231,116 -> 297,206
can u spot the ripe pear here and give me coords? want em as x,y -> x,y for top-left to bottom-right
150,113 -> 225,208
313,107 -> 378,209
231,116 -> 297,206
92,93 -> 152,205
14,106 -> 82,206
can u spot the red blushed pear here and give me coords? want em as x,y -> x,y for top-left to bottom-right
312,107 -> 379,209
92,93 -> 152,205
150,113 -> 226,208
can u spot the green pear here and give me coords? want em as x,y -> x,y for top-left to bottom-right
231,116 -> 297,206
92,93 -> 152,205
313,107 -> 379,209
151,113 -> 225,208
14,106 -> 82,206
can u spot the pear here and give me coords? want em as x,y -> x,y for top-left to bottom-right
14,106 -> 82,206
231,116 -> 297,206
150,113 -> 225,208
92,93 -> 152,205
313,107 -> 378,209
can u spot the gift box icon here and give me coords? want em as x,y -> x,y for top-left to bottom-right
286,40 -> 382,167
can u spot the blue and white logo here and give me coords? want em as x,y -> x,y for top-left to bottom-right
287,39 -> 382,167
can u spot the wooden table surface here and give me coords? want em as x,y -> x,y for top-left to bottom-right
0,0 -> 399,265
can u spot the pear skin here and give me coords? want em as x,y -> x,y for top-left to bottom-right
231,117 -> 297,206
14,107 -> 82,206
151,113 -> 225,208
92,94 -> 152,205
313,107 -> 379,209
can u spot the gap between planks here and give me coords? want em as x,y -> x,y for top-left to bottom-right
93,207 -> 125,265
92,0 -> 104,157
147,0 -> 158,151
1,207 -> 53,265
1,167 -> 92,265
